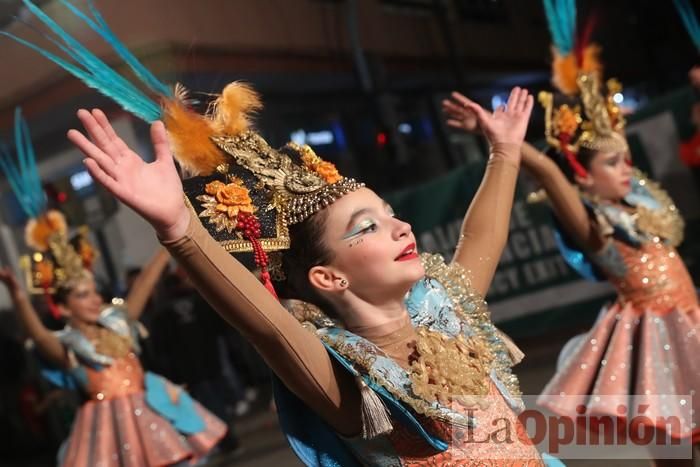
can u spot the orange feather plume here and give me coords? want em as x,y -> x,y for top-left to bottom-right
162,82 -> 262,176
24,210 -> 67,252
209,82 -> 262,136
162,98 -> 221,176
551,44 -> 603,95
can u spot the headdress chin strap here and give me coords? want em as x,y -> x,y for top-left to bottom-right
44,289 -> 62,320
559,134 -> 588,178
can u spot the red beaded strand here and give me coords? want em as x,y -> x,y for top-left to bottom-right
237,212 -> 278,298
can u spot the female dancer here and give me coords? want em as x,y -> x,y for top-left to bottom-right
444,48 -> 700,467
0,109 -> 227,466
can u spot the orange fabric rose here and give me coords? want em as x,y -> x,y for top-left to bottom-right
79,239 -> 96,269
205,180 -> 226,196
315,161 -> 341,184
554,105 -> 580,136
204,180 -> 255,219
301,150 -> 341,184
35,260 -> 54,287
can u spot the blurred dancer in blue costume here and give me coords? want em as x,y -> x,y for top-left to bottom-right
0,107 -> 226,466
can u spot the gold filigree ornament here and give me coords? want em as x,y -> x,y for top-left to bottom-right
631,169 -> 684,247
298,144 -> 342,184
87,325 -> 132,359
176,83 -> 364,252
210,132 -> 363,226
409,326 -> 493,409
24,209 -> 67,252
540,72 -> 628,157
576,73 -> 628,153
540,91 -> 579,154
77,226 -> 98,270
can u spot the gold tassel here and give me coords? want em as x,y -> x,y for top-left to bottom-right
495,329 -> 525,365
356,376 -> 393,439
136,321 -> 150,339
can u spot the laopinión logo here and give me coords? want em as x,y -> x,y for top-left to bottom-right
446,394 -> 694,460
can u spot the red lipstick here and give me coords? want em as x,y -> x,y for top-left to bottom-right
395,243 -> 418,261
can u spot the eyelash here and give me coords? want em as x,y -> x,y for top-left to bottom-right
606,155 -> 623,166
350,208 -> 396,237
358,221 -> 378,234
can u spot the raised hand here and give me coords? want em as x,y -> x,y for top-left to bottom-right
0,267 -> 20,293
442,92 -> 479,133
67,110 -> 190,241
443,88 -> 533,146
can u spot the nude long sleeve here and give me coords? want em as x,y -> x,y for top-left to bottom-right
11,289 -> 66,366
161,212 -> 361,436
452,142 -> 521,296
520,142 -> 602,251
125,247 -> 170,321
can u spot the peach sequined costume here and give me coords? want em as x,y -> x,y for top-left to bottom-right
539,207 -> 700,443
57,310 -> 227,467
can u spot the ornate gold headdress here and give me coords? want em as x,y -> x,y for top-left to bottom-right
540,72 -> 627,160
539,1 -> 628,178
168,83 -> 363,293
20,218 -> 96,295
1,108 -> 97,317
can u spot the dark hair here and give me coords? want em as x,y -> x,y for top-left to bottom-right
274,208 -> 335,312
547,146 -> 598,183
52,285 -> 73,305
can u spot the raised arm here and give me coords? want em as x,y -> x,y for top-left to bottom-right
442,88 -> 533,295
67,109 -> 361,436
0,268 -> 66,366
519,142 -> 601,250
125,247 -> 170,321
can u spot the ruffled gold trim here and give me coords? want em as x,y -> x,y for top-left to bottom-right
632,169 -> 684,247
84,325 -> 132,359
421,253 -> 523,399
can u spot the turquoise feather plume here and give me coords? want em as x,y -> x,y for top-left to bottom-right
1,0 -> 172,123
673,0 -> 700,51
542,0 -> 577,55
0,108 -> 46,220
